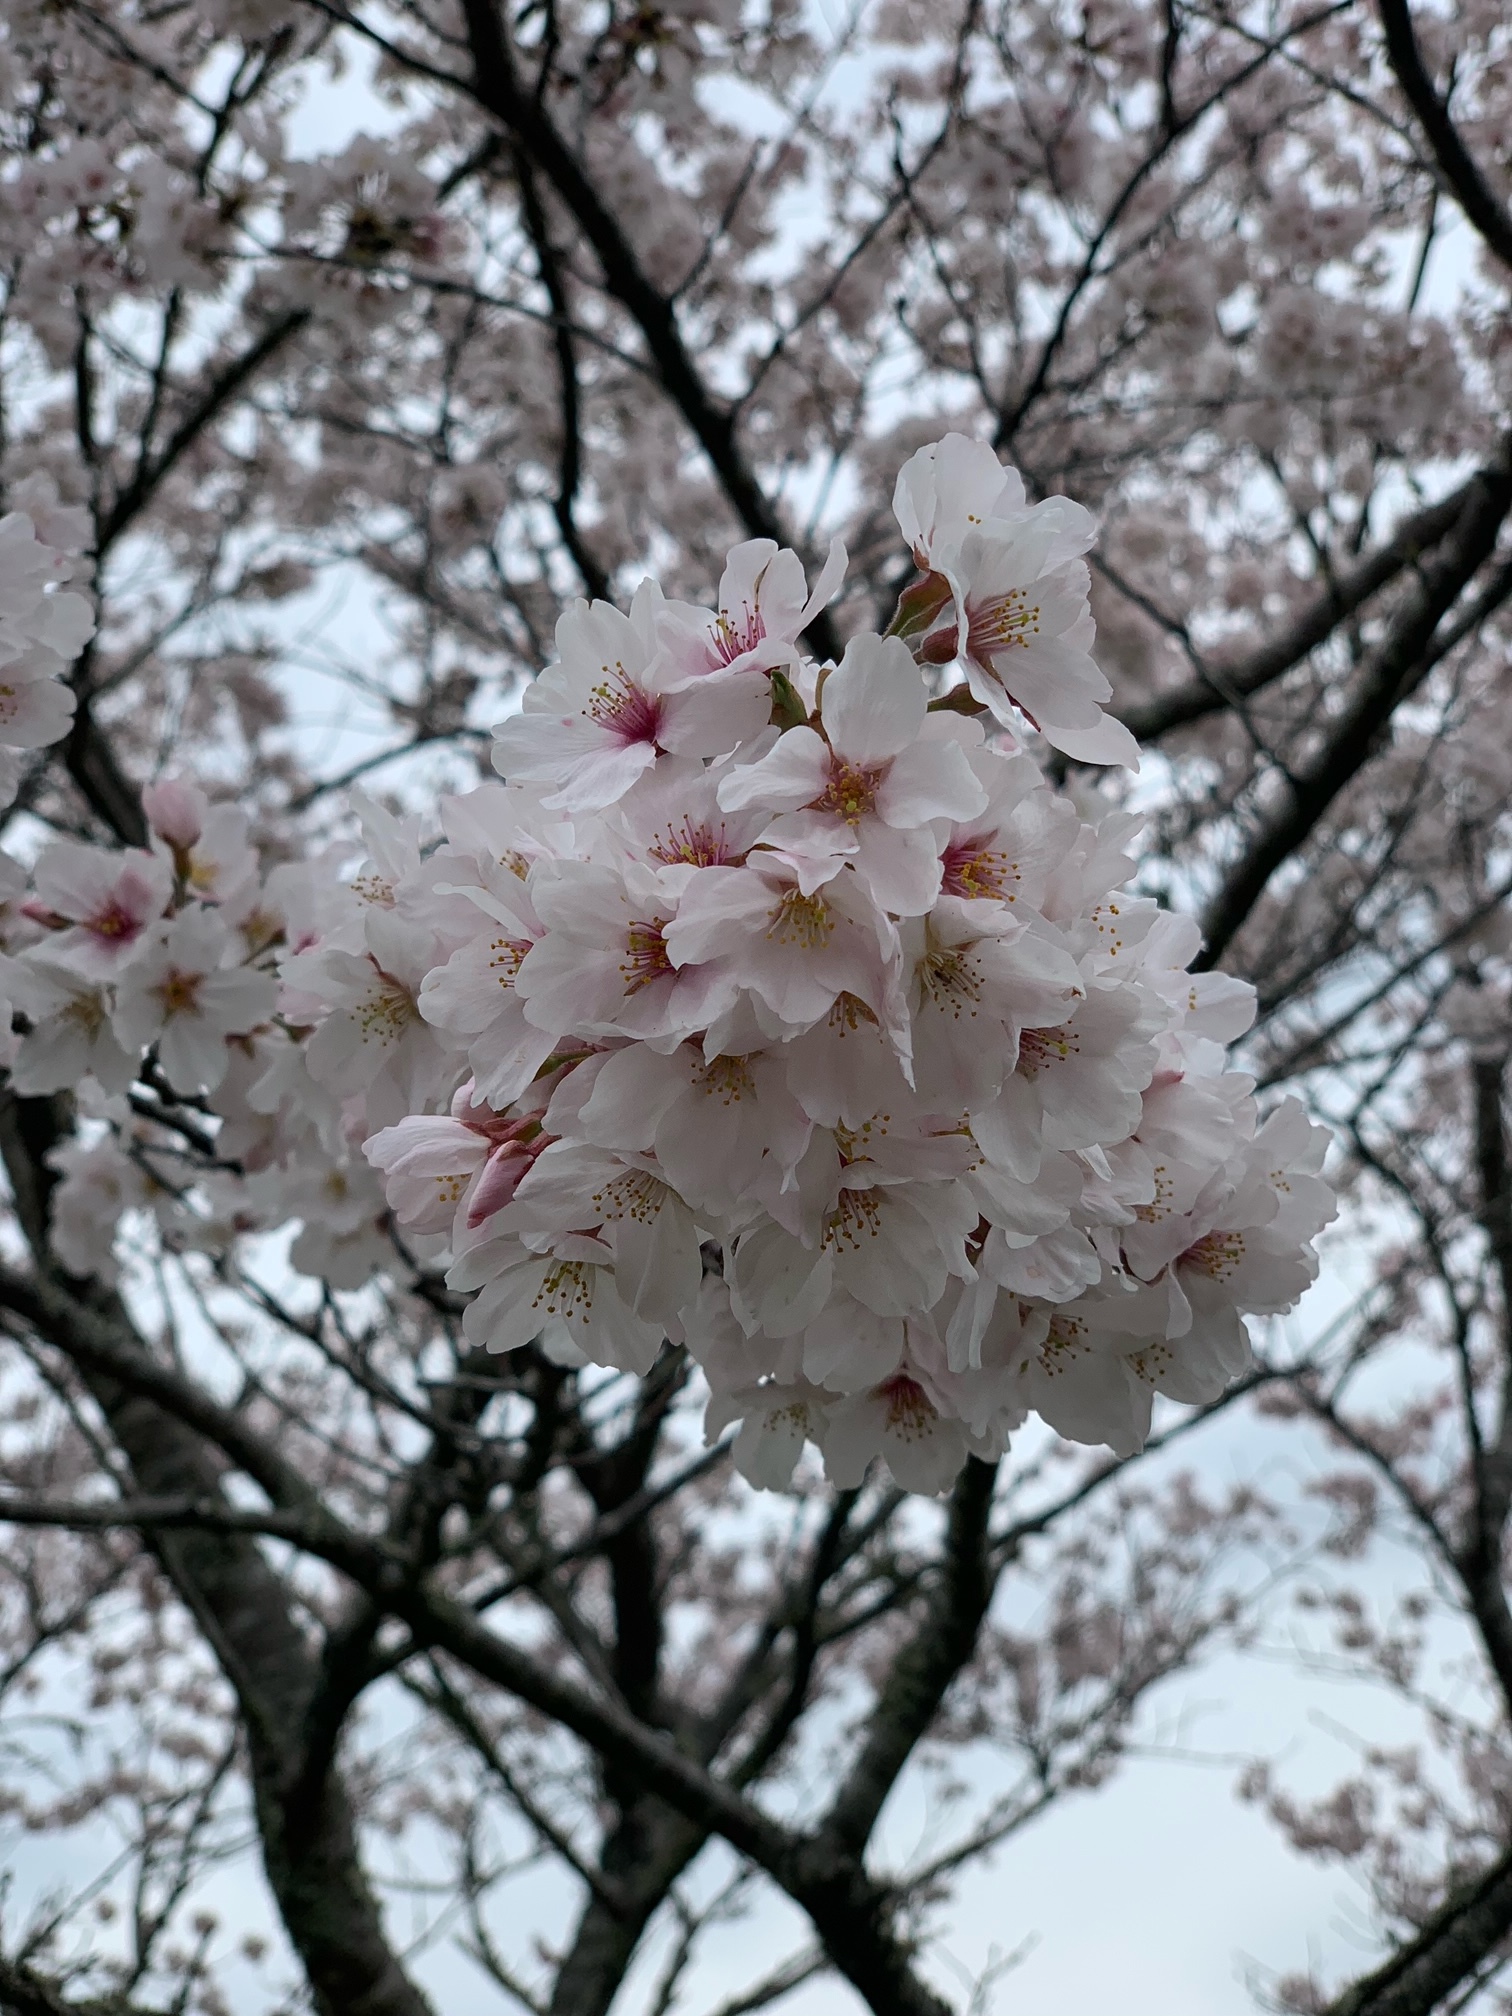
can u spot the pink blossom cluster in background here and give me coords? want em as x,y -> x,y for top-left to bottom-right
6,438 -> 1334,1494
0,483 -> 93,805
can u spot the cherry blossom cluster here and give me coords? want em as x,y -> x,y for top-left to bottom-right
354,433 -> 1332,1490
19,437 -> 1334,1494
0,481 -> 94,806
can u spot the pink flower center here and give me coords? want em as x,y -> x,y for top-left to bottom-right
1040,1314 -> 1089,1368
532,1260 -> 594,1319
877,1372 -> 935,1437
487,935 -> 534,990
766,888 -> 834,949
828,991 -> 879,1034
940,838 -> 1016,901
63,992 -> 107,1035
588,667 -> 665,748
919,944 -> 982,1015
649,817 -> 741,867
1182,1229 -> 1246,1280
590,1166 -> 666,1226
357,964 -> 418,1043
696,1053 -> 757,1103
710,603 -> 766,665
620,919 -> 673,995
822,1187 -> 883,1251
88,897 -> 143,945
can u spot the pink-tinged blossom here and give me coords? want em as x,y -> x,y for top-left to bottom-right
937,747 -> 1081,913
517,858 -> 738,1046
266,1160 -> 392,1293
778,990 -> 913,1129
821,1370 -> 971,1495
364,1082 -> 549,1239
1136,910 -> 1258,1045
906,901 -> 1083,1108
0,509 -> 92,790
283,910 -> 451,1127
611,754 -> 770,883
30,843 -> 173,976
494,1140 -> 703,1331
3,474 -> 92,561
0,510 -> 94,661
727,1170 -> 975,1340
705,1378 -> 833,1492
142,777 -> 208,851
972,981 -> 1163,1176
46,1135 -> 152,1286
0,651 -> 76,752
418,866 -> 558,1106
144,783 -> 259,905
662,859 -> 907,1055
658,536 -> 847,683
717,634 -> 986,915
1010,1307 -> 1156,1458
491,582 -> 771,812
1101,1099 -> 1334,1395
573,1041 -> 813,1229
182,805 -> 260,906
893,434 -> 1139,769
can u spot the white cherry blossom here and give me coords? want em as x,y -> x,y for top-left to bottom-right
717,634 -> 986,915
112,906 -> 277,1093
657,536 -> 847,683
6,956 -> 137,1095
893,433 -> 1139,768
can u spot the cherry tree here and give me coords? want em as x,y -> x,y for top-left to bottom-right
0,2 -> 1510,2014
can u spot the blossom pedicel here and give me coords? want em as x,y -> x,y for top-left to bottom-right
16,439 -> 1335,1493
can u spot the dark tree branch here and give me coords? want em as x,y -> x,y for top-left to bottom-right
1376,0 -> 1512,276
441,0 -> 842,657
813,1457 -> 997,1859
1196,451 -> 1512,968
994,2 -> 1350,449
1472,1053 -> 1512,1527
1117,478 -> 1473,742
1455,1053 -> 1512,1714
0,1095 -> 435,2016
1325,1841 -> 1512,2016
721,1489 -> 860,1782
0,1953 -> 142,2016
511,149 -> 611,601
96,309 -> 311,556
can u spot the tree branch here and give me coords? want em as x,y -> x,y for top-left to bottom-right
1117,479 -> 1472,742
441,0 -> 840,657
1325,1841 -> 1512,2016
1196,449 -> 1512,968
813,1457 -> 997,1859
1376,0 -> 1512,276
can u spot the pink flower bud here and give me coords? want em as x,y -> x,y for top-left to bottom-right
142,777 -> 208,852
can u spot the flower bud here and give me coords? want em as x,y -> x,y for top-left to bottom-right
143,777 -> 208,852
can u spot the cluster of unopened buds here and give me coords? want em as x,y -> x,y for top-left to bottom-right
4,438 -> 1334,1494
